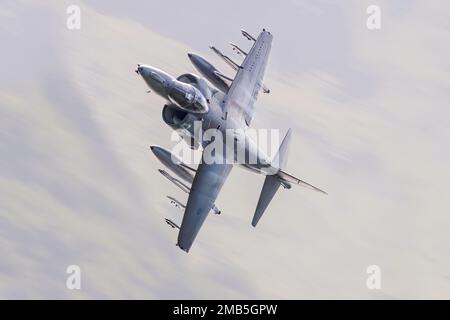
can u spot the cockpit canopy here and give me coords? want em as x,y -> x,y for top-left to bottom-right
168,80 -> 209,114
176,73 -> 213,101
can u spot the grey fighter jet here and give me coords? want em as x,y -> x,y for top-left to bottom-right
135,29 -> 326,252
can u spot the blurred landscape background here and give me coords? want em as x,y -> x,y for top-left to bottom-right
1,0 -> 449,298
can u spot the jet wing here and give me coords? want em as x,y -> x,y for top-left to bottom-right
223,30 -> 273,125
177,161 -> 232,252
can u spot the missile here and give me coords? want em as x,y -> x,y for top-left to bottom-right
214,70 -> 233,82
150,145 -> 195,184
165,218 -> 180,229
159,169 -> 222,215
229,42 -> 248,56
241,29 -> 256,42
152,146 -> 222,215
159,169 -> 191,194
209,46 -> 241,71
187,53 -> 230,93
167,196 -> 186,210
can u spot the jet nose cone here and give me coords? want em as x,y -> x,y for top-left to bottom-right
136,65 -> 174,96
150,145 -> 161,155
135,63 -> 143,74
187,53 -> 200,62
150,145 -> 164,156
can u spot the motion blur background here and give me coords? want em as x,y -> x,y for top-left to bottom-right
1,0 -> 449,299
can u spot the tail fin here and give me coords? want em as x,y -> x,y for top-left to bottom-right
252,129 -> 291,227
252,129 -> 327,227
271,128 -> 292,171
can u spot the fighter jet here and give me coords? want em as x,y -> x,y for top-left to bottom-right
136,29 -> 326,252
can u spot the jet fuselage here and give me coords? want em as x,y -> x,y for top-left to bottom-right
136,64 -> 276,175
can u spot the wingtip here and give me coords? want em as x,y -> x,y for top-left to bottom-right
251,214 -> 259,227
314,186 -> 328,195
176,242 -> 190,253
308,185 -> 328,195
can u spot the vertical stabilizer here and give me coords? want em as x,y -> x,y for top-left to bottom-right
252,129 -> 291,227
272,128 -> 292,170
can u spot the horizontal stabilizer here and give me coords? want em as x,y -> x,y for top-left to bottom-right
252,175 -> 281,227
278,170 -> 328,195
252,129 -> 290,226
